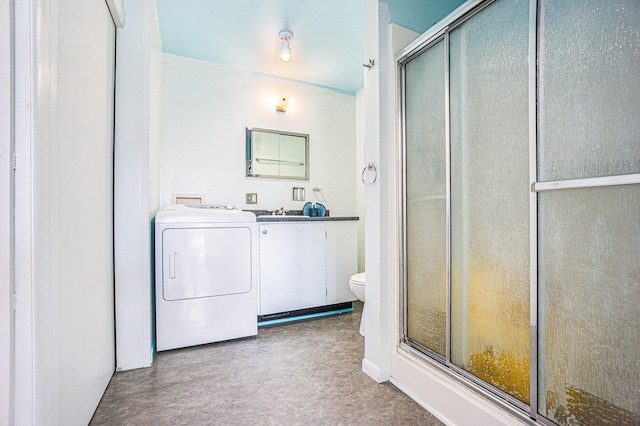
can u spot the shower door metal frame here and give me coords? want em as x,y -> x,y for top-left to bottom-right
398,30 -> 448,365
527,0 -> 539,419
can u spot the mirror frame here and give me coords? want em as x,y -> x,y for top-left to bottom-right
246,127 -> 310,180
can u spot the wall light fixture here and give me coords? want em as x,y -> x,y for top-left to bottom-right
266,94 -> 295,113
279,30 -> 293,62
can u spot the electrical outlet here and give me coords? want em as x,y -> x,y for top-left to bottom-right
246,193 -> 258,204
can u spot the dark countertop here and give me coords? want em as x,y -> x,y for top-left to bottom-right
245,209 -> 359,222
256,216 -> 359,222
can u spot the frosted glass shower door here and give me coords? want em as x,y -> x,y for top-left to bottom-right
404,40 -> 447,357
537,0 -> 640,423
449,0 -> 530,404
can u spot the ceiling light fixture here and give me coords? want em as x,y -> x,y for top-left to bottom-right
279,30 -> 293,62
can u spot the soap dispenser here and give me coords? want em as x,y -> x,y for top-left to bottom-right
302,202 -> 312,216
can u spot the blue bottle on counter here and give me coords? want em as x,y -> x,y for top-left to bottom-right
303,202 -> 312,216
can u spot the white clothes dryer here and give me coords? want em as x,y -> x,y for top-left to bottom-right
155,204 -> 257,351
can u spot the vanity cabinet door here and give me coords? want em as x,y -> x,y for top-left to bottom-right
258,222 -> 327,315
325,221 -> 358,305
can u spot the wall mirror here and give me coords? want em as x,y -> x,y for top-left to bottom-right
246,127 -> 309,180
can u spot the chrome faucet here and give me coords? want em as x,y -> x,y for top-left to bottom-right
270,207 -> 288,216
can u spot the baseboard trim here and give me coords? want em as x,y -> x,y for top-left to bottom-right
390,351 -> 530,425
362,358 -> 391,383
258,302 -> 353,324
389,376 -> 454,426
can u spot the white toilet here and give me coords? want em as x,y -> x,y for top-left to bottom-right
349,272 -> 366,336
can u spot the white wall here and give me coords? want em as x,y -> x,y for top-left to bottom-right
356,90 -> 365,272
159,54 -> 358,217
114,0 -> 161,371
362,0 -> 389,383
149,8 -> 163,222
148,1 -> 163,352
13,0 -> 117,423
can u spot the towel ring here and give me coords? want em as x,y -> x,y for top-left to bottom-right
362,162 -> 377,184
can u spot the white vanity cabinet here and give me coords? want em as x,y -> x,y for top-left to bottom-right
257,220 -> 357,316
258,222 -> 327,315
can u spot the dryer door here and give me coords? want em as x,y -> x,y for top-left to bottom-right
161,227 -> 252,301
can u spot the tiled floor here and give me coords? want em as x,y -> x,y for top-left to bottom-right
90,303 -> 443,425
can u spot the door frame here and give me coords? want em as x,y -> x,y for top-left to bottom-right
0,0 -> 13,422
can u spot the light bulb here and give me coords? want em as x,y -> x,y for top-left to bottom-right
278,30 -> 293,62
280,42 -> 291,62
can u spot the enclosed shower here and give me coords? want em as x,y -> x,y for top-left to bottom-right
398,0 -> 639,424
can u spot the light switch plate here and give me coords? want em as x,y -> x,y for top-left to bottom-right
246,193 -> 257,204
292,187 -> 305,201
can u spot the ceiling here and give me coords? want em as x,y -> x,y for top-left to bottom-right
154,1 -> 466,95
155,0 -> 365,94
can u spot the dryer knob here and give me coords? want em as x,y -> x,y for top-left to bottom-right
262,230 -> 267,234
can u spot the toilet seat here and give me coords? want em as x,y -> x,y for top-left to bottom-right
349,272 -> 366,287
